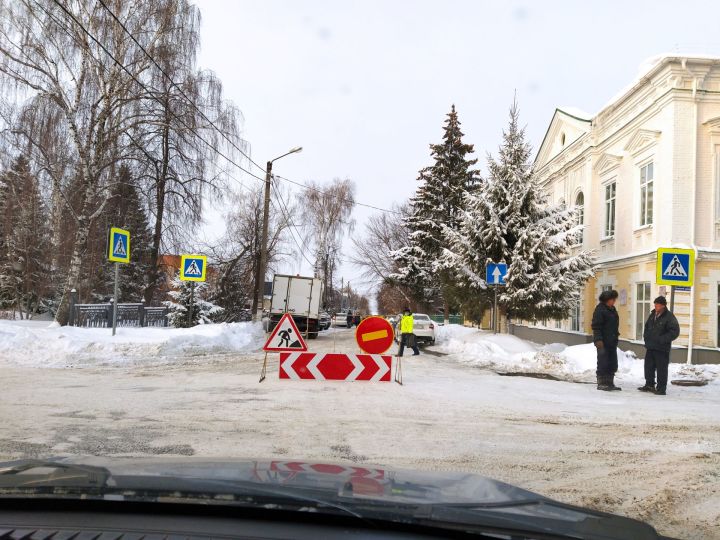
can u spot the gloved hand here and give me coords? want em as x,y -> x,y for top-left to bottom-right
594,340 -> 604,349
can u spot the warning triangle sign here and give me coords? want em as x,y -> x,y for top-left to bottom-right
113,236 -> 127,257
185,259 -> 202,276
263,313 -> 308,352
663,255 -> 687,277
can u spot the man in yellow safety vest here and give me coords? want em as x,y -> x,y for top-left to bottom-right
398,307 -> 420,357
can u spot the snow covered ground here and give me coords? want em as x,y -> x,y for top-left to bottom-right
0,320 -> 265,367
0,322 -> 718,538
435,324 -> 720,387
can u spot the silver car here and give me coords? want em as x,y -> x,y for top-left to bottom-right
393,313 -> 436,345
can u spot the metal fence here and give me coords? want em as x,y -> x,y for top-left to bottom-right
69,295 -> 168,328
429,314 -> 465,325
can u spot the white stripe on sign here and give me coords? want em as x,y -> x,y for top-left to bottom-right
307,354 -> 325,380
370,355 -> 390,382
361,329 -> 388,342
346,354 -> 364,381
283,352 -> 302,380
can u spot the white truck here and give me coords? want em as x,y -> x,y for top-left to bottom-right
268,274 -> 324,339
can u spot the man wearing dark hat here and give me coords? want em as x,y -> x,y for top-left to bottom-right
591,289 -> 621,391
639,296 -> 680,395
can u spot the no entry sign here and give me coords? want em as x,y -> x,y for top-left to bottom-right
279,352 -> 391,381
355,316 -> 394,354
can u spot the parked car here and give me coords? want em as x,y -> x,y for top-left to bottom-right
319,311 -> 331,331
394,312 -> 436,345
331,310 -> 352,327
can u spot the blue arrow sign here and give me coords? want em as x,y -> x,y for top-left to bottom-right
486,263 -> 508,286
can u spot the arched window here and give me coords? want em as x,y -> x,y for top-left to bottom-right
575,192 -> 585,244
560,132 -> 566,146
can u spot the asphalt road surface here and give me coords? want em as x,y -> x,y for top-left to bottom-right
1,327 -> 718,539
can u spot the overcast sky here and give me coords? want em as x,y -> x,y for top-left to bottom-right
195,0 -> 720,294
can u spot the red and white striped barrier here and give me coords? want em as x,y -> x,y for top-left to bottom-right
279,352 -> 392,382
270,461 -> 385,479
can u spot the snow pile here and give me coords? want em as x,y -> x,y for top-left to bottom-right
0,320 -> 265,368
435,325 -> 720,385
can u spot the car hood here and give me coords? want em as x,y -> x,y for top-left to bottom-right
0,456 -> 536,505
0,457 -> 668,539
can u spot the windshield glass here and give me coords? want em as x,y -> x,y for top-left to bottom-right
0,2 -> 717,539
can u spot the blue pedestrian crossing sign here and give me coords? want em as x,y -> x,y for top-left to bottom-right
656,247 -> 694,287
180,254 -> 207,282
486,262 -> 508,286
107,227 -> 130,263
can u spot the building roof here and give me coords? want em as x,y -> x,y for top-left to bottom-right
535,54 -> 720,169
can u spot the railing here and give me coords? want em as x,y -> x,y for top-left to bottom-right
429,314 -> 464,325
68,291 -> 168,328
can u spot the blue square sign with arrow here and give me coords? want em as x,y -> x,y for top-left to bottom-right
486,262 -> 508,286
180,254 -> 207,282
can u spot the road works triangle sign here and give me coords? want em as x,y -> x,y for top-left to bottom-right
264,313 -> 308,352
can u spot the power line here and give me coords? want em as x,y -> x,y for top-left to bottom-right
274,174 -> 402,215
42,0 -> 401,219
271,182 -> 315,268
95,0 -> 267,177
93,0 -> 401,217
45,0 -> 266,189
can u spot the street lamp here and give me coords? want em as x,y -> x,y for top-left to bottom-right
254,146 -> 303,322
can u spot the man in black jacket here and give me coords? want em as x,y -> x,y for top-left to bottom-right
639,296 -> 680,395
591,290 -> 621,391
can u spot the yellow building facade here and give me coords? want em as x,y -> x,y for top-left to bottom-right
516,55 -> 720,363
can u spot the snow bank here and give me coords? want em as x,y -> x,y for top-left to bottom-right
435,325 -> 720,386
0,320 -> 265,368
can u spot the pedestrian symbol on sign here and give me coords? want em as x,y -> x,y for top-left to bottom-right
185,259 -> 202,277
663,255 -> 687,277
179,254 -> 207,282
113,236 -> 127,257
107,227 -> 131,264
656,248 -> 694,287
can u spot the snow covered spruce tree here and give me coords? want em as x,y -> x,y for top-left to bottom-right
445,100 -> 594,321
93,165 -> 154,303
392,105 -> 480,317
0,155 -> 51,318
163,276 -> 224,328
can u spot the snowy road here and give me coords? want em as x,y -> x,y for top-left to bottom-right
1,326 -> 718,539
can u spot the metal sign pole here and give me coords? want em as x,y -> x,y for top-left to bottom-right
670,285 -> 675,313
189,282 -> 195,326
112,262 -> 119,336
493,285 -> 498,334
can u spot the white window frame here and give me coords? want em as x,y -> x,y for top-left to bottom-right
639,161 -> 654,227
717,283 -> 720,346
570,302 -> 581,332
574,191 -> 584,245
635,282 -> 651,340
603,181 -> 616,239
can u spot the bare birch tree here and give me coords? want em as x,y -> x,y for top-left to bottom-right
299,179 -> 356,305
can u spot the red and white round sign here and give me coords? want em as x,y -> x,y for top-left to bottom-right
355,316 -> 394,355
